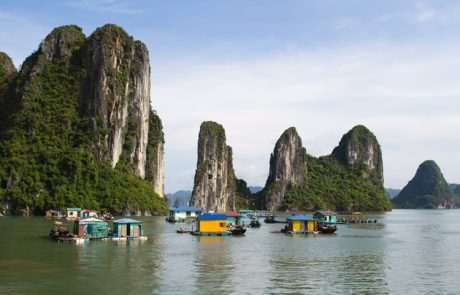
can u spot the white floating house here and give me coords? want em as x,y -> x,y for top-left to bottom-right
167,207 -> 202,222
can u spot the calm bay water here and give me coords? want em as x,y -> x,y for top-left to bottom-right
1,210 -> 460,294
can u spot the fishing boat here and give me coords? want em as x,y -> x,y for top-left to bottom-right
264,215 -> 287,224
318,224 -> 337,234
250,218 -> 261,228
176,225 -> 192,233
228,225 -> 246,235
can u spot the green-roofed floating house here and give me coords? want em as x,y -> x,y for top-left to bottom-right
66,208 -> 81,220
73,217 -> 109,239
167,207 -> 202,222
313,211 -> 337,224
112,218 -> 147,241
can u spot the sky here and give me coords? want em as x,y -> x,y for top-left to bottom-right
1,0 -> 459,193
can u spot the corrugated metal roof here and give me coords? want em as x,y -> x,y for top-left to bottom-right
226,211 -> 241,217
198,214 -> 227,220
67,208 -> 81,211
76,217 -> 107,223
169,207 -> 202,212
287,214 -> 316,221
113,218 -> 143,224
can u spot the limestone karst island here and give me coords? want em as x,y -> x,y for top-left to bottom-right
1,2 -> 459,292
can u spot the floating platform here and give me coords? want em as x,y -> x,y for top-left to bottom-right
111,236 -> 148,241
190,231 -> 230,237
287,231 -> 319,235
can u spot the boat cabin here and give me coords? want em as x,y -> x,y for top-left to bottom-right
80,209 -> 99,218
73,217 -> 108,238
167,207 -> 202,222
226,211 -> 243,226
195,214 -> 228,234
286,214 -> 318,234
112,218 -> 145,238
66,208 -> 81,220
313,211 -> 337,224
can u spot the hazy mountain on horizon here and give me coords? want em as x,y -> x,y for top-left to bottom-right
385,188 -> 401,199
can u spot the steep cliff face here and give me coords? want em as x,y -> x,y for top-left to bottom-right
190,121 -> 237,212
0,52 -> 17,130
82,24 -> 151,178
262,127 -> 307,211
393,160 -> 456,209
331,125 -> 383,186
145,110 -> 165,196
0,24 -> 166,215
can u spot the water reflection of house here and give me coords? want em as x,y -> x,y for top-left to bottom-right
66,208 -> 81,220
112,218 -> 147,240
286,215 -> 318,234
313,211 -> 337,224
191,214 -> 229,236
73,217 -> 109,239
167,207 -> 202,222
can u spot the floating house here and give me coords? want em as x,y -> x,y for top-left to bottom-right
73,217 -> 109,239
313,211 -> 337,224
191,214 -> 229,236
286,215 -> 318,234
226,211 -> 243,226
45,210 -> 64,218
80,209 -> 99,218
167,207 -> 202,222
66,208 -> 81,220
112,218 -> 147,240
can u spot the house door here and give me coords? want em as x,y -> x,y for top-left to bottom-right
133,225 -> 140,237
121,224 -> 127,237
79,224 -> 85,236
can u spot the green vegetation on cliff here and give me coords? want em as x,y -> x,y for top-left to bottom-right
283,155 -> 391,211
393,160 -> 455,209
0,25 -> 167,215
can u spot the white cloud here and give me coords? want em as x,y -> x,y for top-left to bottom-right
152,41 -> 460,192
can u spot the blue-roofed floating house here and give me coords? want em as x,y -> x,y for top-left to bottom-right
167,207 -> 202,222
112,218 -> 147,241
285,214 -> 319,235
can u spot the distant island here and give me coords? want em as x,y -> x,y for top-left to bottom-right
392,160 -> 456,209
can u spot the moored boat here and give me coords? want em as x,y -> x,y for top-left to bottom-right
229,225 -> 246,235
250,218 -> 261,228
318,224 -> 337,234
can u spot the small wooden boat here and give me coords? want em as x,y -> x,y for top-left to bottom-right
318,225 -> 337,234
250,219 -> 261,228
229,226 -> 246,235
176,229 -> 191,233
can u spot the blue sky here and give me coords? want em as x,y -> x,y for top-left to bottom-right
1,0 -> 459,192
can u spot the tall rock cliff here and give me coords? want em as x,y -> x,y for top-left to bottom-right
260,125 -> 391,212
0,52 -> 17,130
190,121 -> 237,212
393,160 -> 456,209
331,125 -> 383,186
262,127 -> 307,211
0,24 -> 166,215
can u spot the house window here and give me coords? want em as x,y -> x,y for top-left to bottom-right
219,222 -> 225,227
69,212 -> 74,216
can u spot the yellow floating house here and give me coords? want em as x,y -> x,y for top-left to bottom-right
286,214 -> 318,234
191,214 -> 229,236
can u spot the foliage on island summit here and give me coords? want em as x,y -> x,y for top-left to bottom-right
0,25 -> 167,215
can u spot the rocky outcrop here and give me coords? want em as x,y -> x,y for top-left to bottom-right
190,121 -> 237,212
145,110 -> 165,196
82,24 -> 151,179
332,125 -> 383,186
262,127 -> 307,211
393,160 -> 456,209
0,24 -> 166,215
260,125 -> 391,212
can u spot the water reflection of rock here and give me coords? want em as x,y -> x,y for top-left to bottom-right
192,237 -> 235,294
